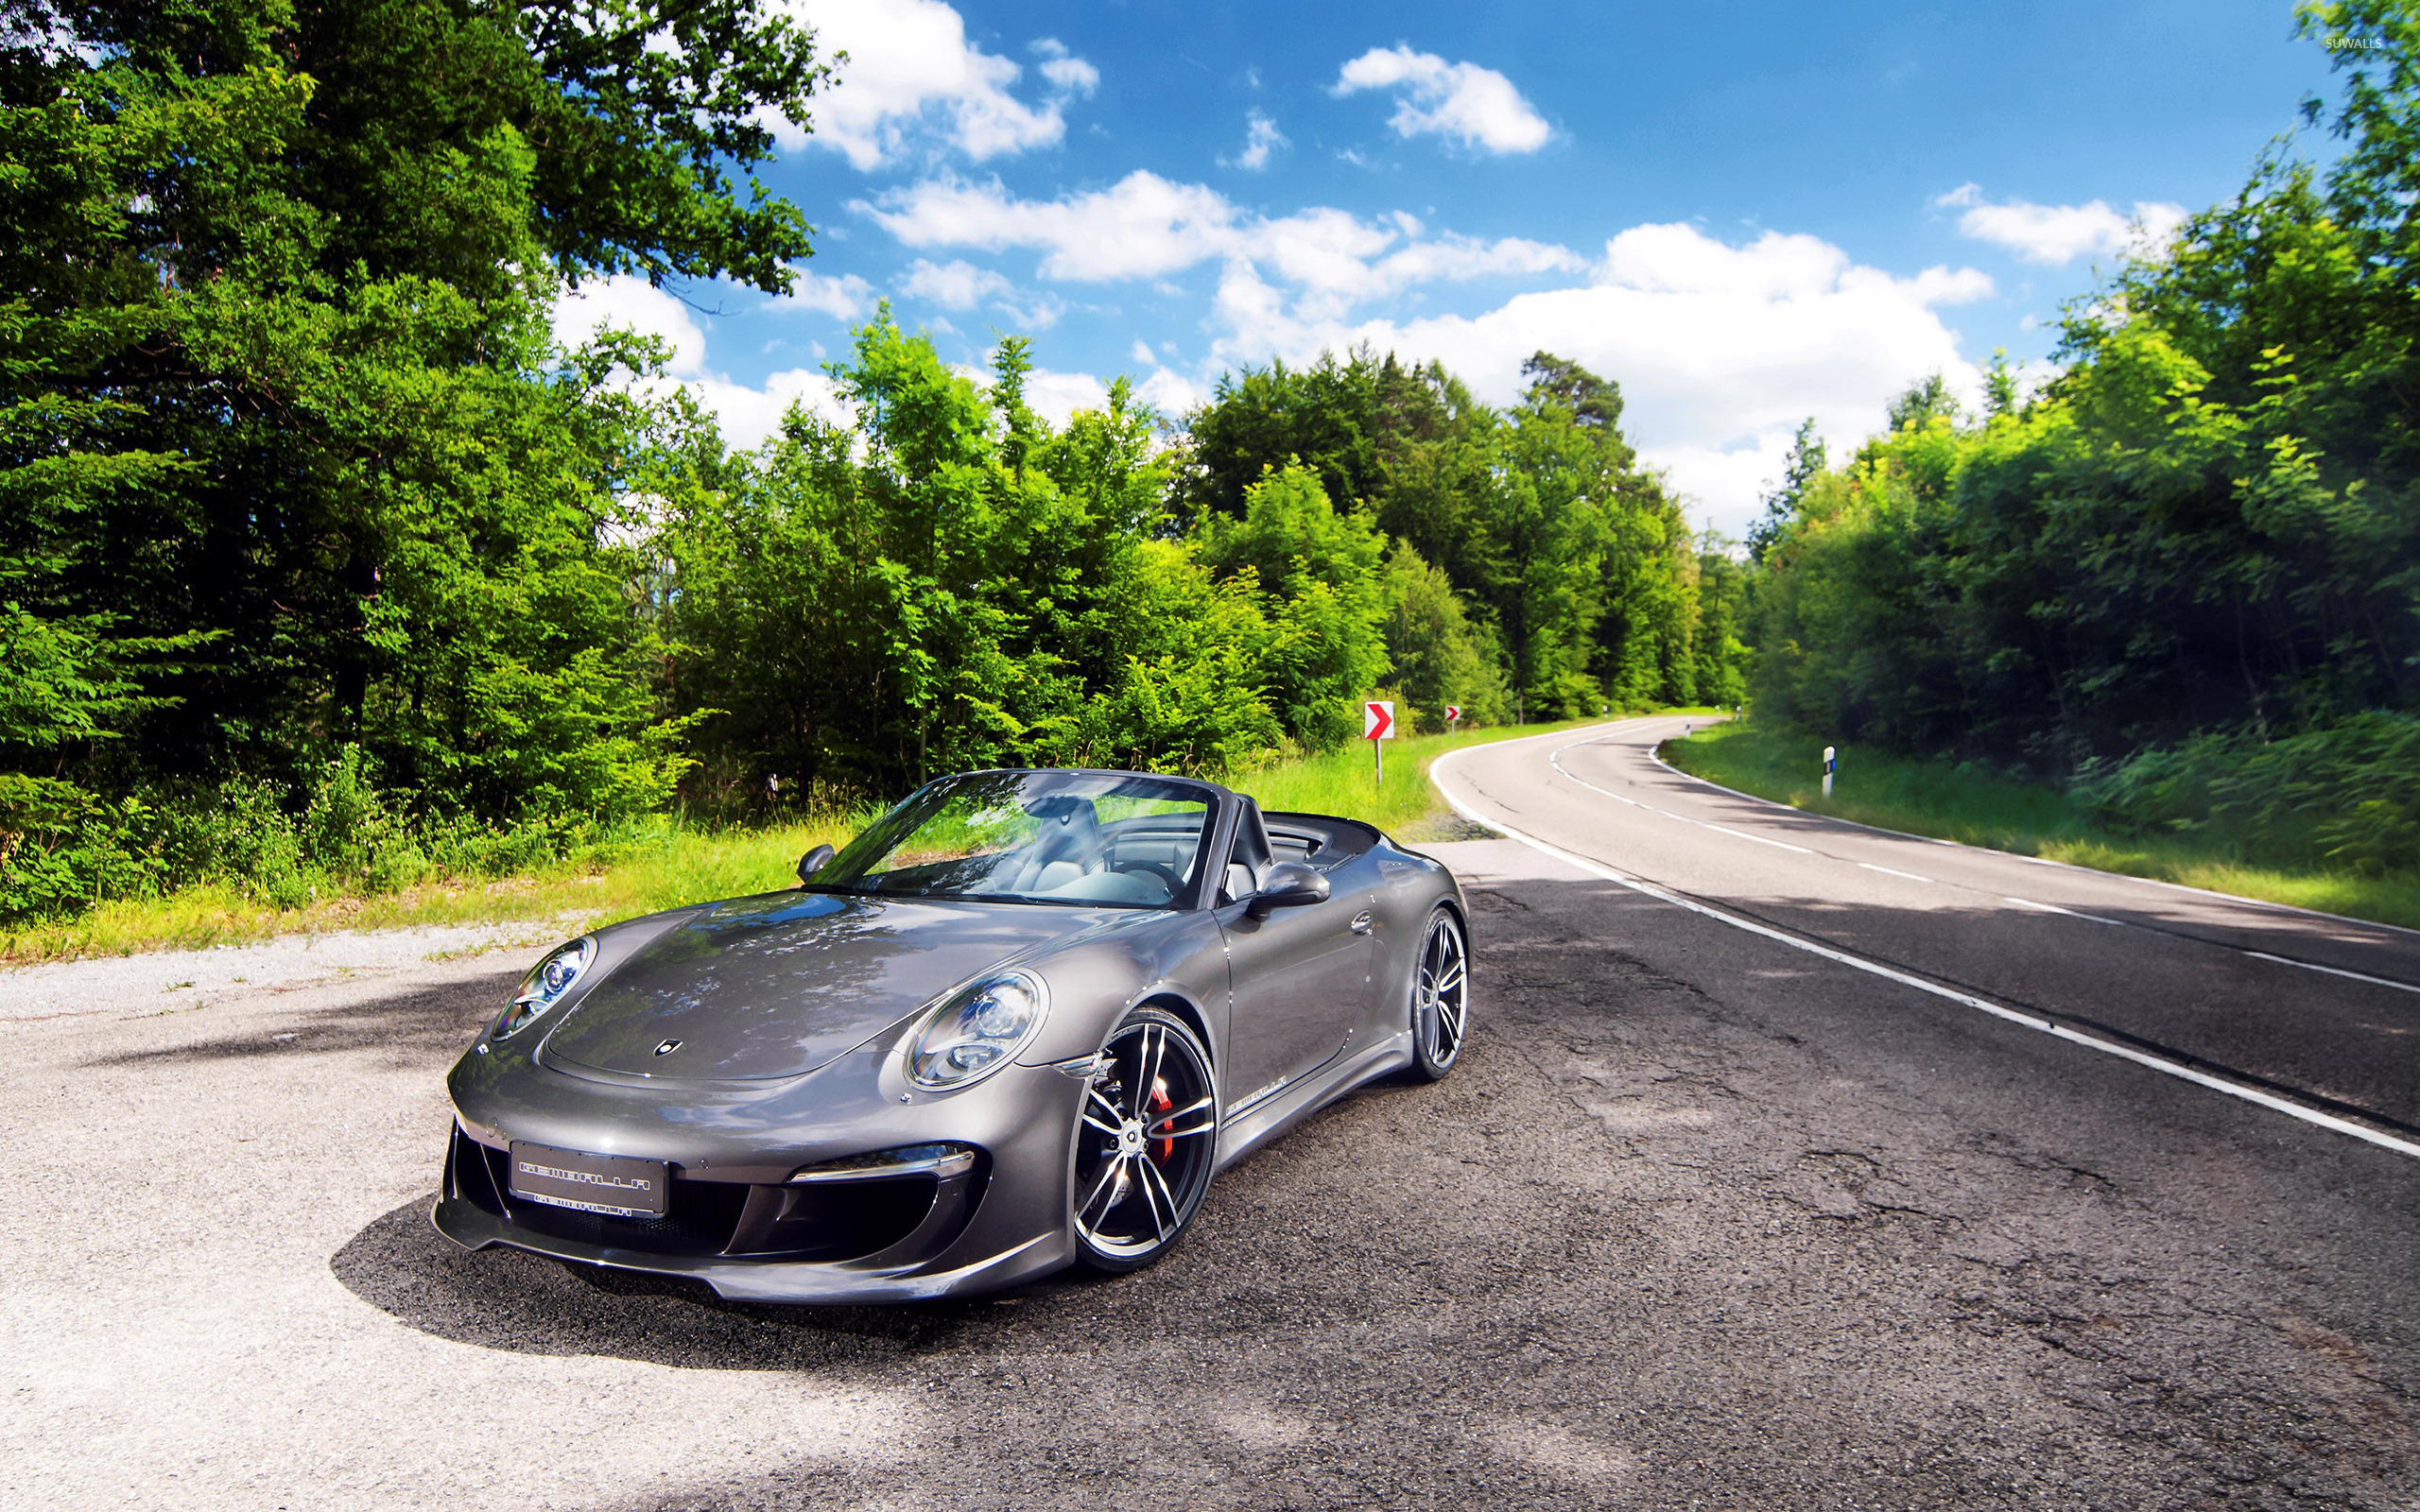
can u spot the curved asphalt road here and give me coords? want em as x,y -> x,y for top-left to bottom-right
5,732 -> 2418,1509
1436,716 -> 2420,1145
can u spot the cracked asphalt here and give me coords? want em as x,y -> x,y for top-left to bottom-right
4,729 -> 2417,1508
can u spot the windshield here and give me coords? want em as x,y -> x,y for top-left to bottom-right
809,771 -> 1216,909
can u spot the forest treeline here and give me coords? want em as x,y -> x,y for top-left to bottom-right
1741,0 -> 2420,877
0,0 -> 1741,920
7,0 -> 2413,924
658,332 -> 1745,809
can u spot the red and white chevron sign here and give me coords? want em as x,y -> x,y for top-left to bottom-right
1363,700 -> 1394,740
1444,705 -> 1462,724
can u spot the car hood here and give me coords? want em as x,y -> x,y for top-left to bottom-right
539,889 -> 1128,1082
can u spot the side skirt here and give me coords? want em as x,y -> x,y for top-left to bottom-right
1212,1030 -> 1415,1174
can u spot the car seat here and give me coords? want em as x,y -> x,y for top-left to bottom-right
1221,798 -> 1272,904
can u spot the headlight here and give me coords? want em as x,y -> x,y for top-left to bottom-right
493,938 -> 593,1040
907,970 -> 1049,1090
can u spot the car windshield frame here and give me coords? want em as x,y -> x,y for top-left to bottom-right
803,769 -> 1224,911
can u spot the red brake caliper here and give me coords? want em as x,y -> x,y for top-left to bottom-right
1150,1080 -> 1173,1162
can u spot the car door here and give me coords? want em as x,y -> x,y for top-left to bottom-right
1216,809 -> 1374,1110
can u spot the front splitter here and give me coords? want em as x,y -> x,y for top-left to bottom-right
429,1194 -> 1071,1304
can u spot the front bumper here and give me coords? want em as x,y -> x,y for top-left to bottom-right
433,1042 -> 1087,1303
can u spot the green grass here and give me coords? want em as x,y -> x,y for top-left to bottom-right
0,815 -> 866,964
0,714 -> 1701,964
1663,719 -> 2420,931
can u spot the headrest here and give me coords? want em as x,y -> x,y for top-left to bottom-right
1025,792 -> 1101,861
1231,797 -> 1271,871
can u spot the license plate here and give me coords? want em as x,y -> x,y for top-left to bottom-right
507,1142 -> 668,1218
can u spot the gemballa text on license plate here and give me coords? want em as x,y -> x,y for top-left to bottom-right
507,1142 -> 668,1218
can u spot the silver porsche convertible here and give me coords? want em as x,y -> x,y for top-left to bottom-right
435,767 -> 1470,1303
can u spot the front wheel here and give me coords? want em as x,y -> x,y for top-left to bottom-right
1409,907 -> 1469,1081
1070,1007 -> 1219,1274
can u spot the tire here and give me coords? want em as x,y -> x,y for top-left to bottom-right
1069,1006 -> 1219,1274
1409,906 -> 1469,1082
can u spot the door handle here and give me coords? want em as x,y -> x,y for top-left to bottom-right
1350,910 -> 1374,935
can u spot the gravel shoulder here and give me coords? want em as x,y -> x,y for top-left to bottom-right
4,845 -> 2414,1510
0,916 -> 581,1024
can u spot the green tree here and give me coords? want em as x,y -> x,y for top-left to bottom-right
1381,541 -> 1510,728
1174,348 -> 1454,525
664,318 -> 1291,799
1744,7 -> 2420,789
1749,418 -> 1825,564
1886,373 -> 1961,433
1690,541 -> 1753,708
1197,465 -> 1393,747
1,0 -> 829,915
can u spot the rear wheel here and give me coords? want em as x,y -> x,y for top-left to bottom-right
1070,1007 -> 1219,1274
1409,907 -> 1469,1081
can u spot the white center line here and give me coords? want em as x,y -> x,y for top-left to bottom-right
1551,751 -> 1812,852
1429,743 -> 2420,1164
1570,721 -> 2420,991
1703,821 -> 1814,853
1858,863 -> 1934,884
1996,897 -> 2124,925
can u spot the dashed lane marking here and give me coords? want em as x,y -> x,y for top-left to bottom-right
1858,863 -> 1934,884
1432,739 -> 2420,1164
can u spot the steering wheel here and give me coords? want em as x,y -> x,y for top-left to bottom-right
1109,858 -> 1184,901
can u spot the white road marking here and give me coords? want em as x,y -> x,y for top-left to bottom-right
1645,725 -> 2420,943
2243,951 -> 2420,997
1549,749 -> 1812,852
2000,896 -> 2121,924
1620,718 -> 2420,991
1431,741 -> 2420,1165
1858,863 -> 1934,884
1703,821 -> 1813,853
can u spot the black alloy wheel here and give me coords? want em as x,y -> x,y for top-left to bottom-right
1070,1007 -> 1218,1273
1409,907 -> 1468,1080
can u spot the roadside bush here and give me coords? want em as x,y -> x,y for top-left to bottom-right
2076,713 -> 2420,875
0,778 -> 163,919
0,744 -> 662,924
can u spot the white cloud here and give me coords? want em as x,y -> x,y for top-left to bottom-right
1024,369 -> 1110,429
1135,368 -> 1208,418
864,170 -> 1582,318
1131,338 -> 1157,365
1195,224 -> 1996,536
1030,37 -> 1099,94
1934,182 -> 2188,266
867,171 -> 1239,281
1224,111 -> 1288,170
947,364 -> 1119,430
866,177 -> 1985,529
768,0 -> 1096,169
1333,45 -> 1550,154
784,266 -> 875,319
898,257 -> 1012,309
992,292 -> 1066,332
697,368 -> 852,450
554,276 -> 710,374
552,276 -> 846,451
896,257 -> 1062,330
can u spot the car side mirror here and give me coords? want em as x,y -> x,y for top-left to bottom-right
796,843 -> 836,886
1246,860 -> 1329,919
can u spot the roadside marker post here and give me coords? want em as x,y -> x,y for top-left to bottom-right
1364,699 -> 1395,784
1444,704 -> 1462,730
1823,745 -> 1837,799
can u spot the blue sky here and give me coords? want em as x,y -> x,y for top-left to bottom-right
555,0 -> 2342,536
